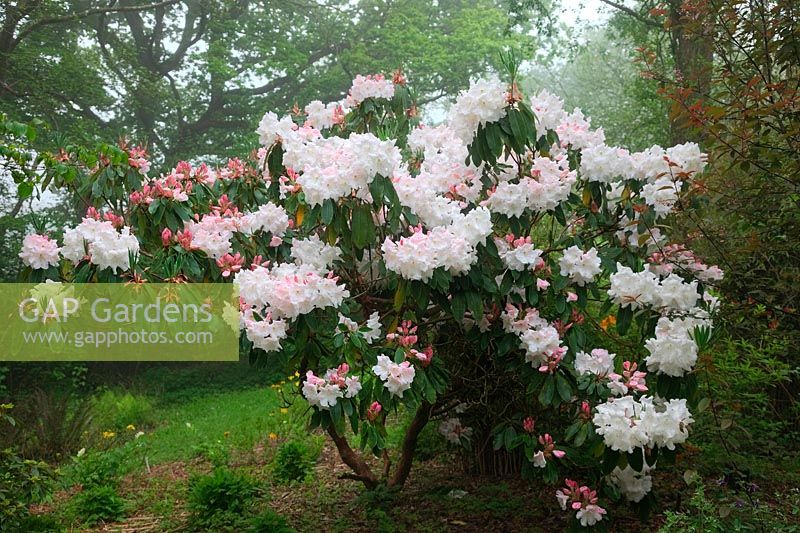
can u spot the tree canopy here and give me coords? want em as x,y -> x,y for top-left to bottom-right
1,0 -> 533,166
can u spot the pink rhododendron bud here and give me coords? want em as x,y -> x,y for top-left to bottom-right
409,345 -> 434,367
523,417 -> 535,434
608,361 -> 648,396
366,401 -> 382,422
176,229 -> 194,251
537,278 -> 550,291
161,228 -> 172,247
567,291 -> 578,302
104,212 -> 124,228
216,252 -> 244,278
580,401 -> 592,421
538,350 -> 564,374
386,320 -> 418,347
555,479 -> 606,527
539,433 -> 566,459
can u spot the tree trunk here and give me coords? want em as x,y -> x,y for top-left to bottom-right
668,0 -> 714,144
388,401 -> 432,488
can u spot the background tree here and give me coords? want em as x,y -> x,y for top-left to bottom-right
1,0 -> 534,167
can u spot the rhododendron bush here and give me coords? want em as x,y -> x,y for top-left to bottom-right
18,64 -> 723,529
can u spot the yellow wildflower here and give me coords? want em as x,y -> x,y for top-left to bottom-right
269,433 -> 278,440
102,431 -> 116,439
126,424 -> 136,431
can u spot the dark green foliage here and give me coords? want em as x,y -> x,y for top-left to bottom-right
245,509 -> 296,533
0,448 -> 57,532
69,485 -> 126,526
271,442 -> 312,484
91,390 -> 154,432
14,513 -> 63,532
187,467 -> 257,529
69,446 -> 134,490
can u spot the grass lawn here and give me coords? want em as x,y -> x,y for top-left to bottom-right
26,363 -> 800,532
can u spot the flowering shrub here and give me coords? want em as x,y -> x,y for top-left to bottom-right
18,62 -> 722,528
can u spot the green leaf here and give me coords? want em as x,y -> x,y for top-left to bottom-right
538,376 -> 555,406
616,306 -> 633,336
17,181 -> 33,199
556,373 -> 572,402
321,199 -> 335,225
465,291 -> 483,319
451,292 -> 466,321
351,204 -> 375,248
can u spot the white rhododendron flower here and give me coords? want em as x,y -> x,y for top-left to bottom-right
346,74 -> 395,106
338,311 -> 382,344
243,314 -> 288,353
559,246 -> 602,286
183,214 -> 238,259
302,364 -> 361,410
283,132 -> 401,207
654,273 -> 699,312
304,100 -> 347,130
611,464 -> 653,503
19,234 -> 60,270
593,395 -> 694,453
642,176 -> 681,218
256,111 -> 297,147
372,355 -> 415,397
239,202 -> 289,237
608,264 -> 660,309
529,89 -> 566,139
495,236 -> 544,272
291,235 -> 341,273
88,227 -> 140,273
235,263 -> 349,320
61,218 -> 119,263
574,349 -> 615,377
439,417 -> 473,445
448,75 -> 508,142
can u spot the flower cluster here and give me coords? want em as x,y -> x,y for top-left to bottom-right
284,133 -> 401,207
381,209 -> 492,281
302,364 -> 362,409
495,234 -> 544,272
558,246 -> 602,286
502,305 -> 566,368
608,264 -> 699,312
448,75 -> 508,142
372,355 -> 416,397
556,479 -> 607,527
484,156 -> 576,217
533,433 -> 566,467
574,348 -> 615,378
338,311 -> 382,344
648,244 -> 724,283
592,395 -> 694,453
607,361 -> 648,396
438,417 -> 473,445
236,263 -> 349,322
346,74 -> 395,106
19,234 -> 60,270
610,464 -> 653,503
61,218 -> 139,272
